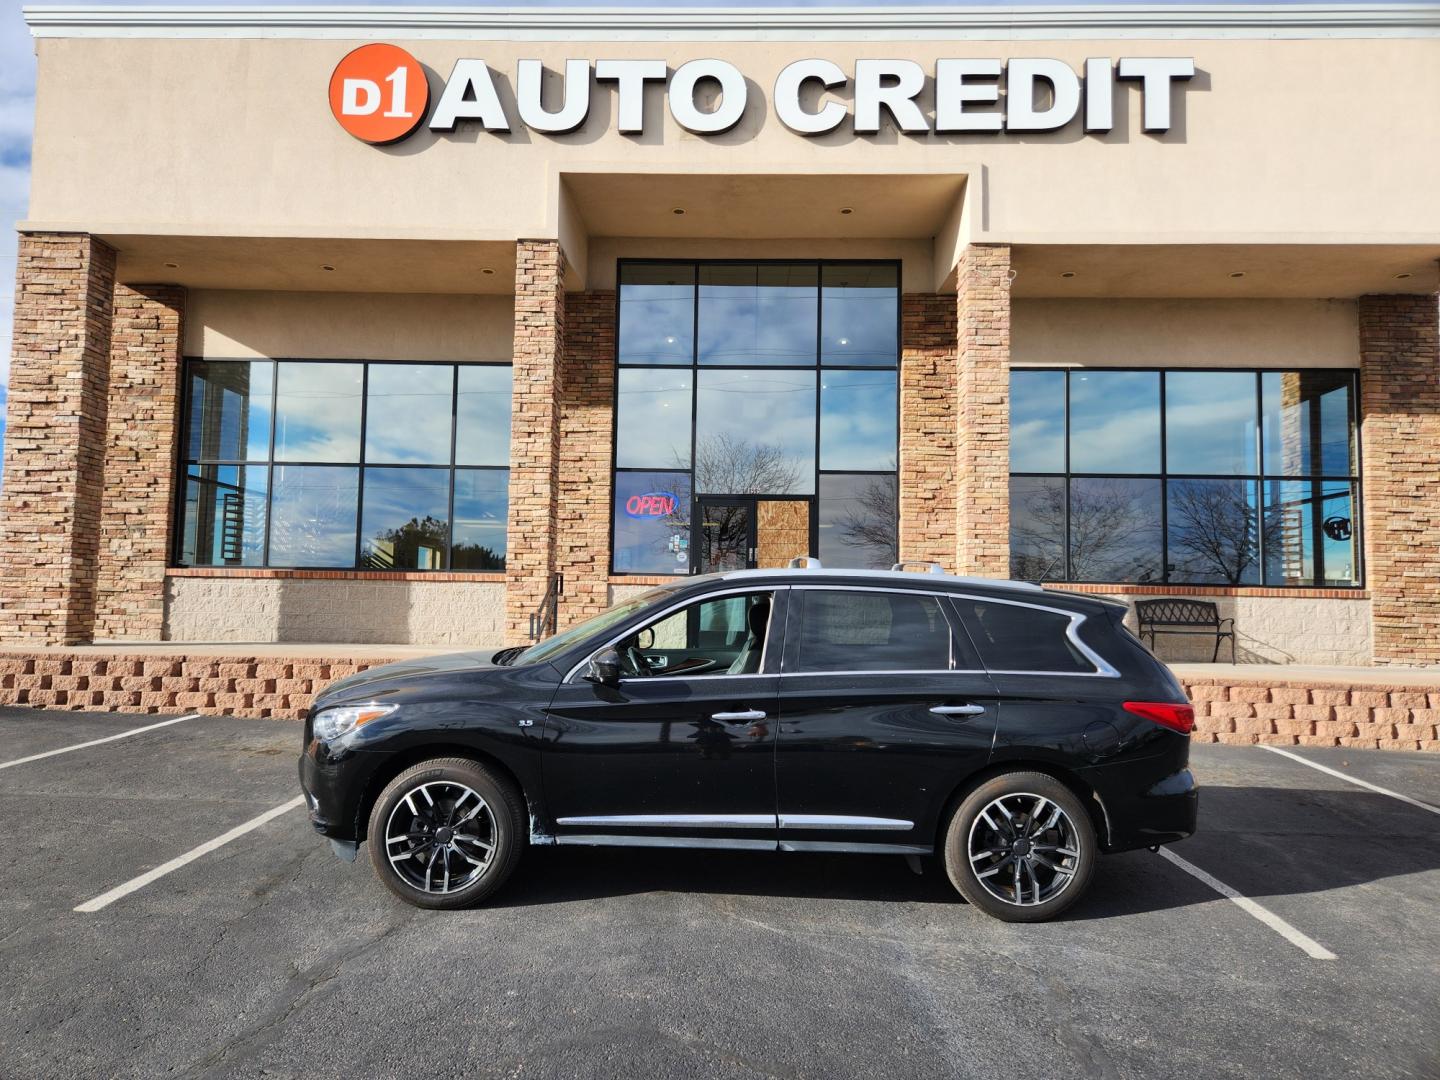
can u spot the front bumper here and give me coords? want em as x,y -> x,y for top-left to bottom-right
298,739 -> 386,845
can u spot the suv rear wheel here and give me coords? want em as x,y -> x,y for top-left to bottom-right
367,757 -> 525,909
943,771 -> 1097,923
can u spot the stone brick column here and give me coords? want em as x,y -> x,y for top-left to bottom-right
1358,293 -> 1440,665
95,284 -> 187,639
503,240 -> 567,643
0,233 -> 118,644
898,293 -> 958,571
555,290 -> 616,627
955,243 -> 1012,578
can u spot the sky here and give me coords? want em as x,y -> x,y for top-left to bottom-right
0,0 -> 1367,441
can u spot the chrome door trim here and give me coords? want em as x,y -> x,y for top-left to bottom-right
777,814 -> 913,831
779,840 -> 932,855
562,585 -> 787,684
555,835 -> 777,851
555,813 -> 776,829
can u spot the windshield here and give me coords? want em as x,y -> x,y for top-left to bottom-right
515,584 -> 685,666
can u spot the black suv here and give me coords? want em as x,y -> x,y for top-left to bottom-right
299,565 -> 1198,922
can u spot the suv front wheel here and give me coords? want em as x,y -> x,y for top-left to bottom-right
943,771 -> 1097,923
367,756 -> 526,909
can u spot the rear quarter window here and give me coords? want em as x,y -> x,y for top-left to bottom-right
954,599 -> 1094,674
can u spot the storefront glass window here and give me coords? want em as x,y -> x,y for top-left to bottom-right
185,361 -> 273,462
817,474 -> 898,570
176,359 -> 512,571
695,369 -> 817,495
821,264 -> 899,366
612,260 -> 899,574
618,264 -> 695,365
820,370 -> 897,471
1009,370 -> 1065,473
615,369 -> 693,468
613,470 -> 693,575
360,466 -> 451,570
1165,371 -> 1258,475
1008,368 -> 1361,588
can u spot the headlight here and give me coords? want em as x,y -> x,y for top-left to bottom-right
312,703 -> 397,741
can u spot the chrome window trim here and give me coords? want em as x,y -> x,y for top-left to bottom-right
777,814 -> 913,831
563,585 -> 787,684
778,669 -> 981,677
556,813 -> 775,829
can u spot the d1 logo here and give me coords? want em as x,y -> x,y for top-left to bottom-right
329,43 -> 430,144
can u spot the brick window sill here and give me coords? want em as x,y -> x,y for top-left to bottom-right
165,568 -> 506,583
1047,583 -> 1370,601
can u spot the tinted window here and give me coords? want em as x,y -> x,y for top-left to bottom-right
618,264 -> 695,365
1166,478 -> 1260,584
821,263 -> 898,366
1069,370 -> 1160,474
185,360 -> 272,462
365,364 -> 453,465
820,369 -> 897,470
818,473 -> 897,570
957,600 -> 1092,674
612,470 -> 692,574
1261,370 -> 1354,476
1009,370 -> 1065,473
1165,371 -> 1257,476
795,590 -> 953,672
698,263 -> 818,366
695,369 -> 816,495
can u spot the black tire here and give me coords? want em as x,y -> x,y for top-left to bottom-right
367,756 -> 526,910
943,771 -> 1097,923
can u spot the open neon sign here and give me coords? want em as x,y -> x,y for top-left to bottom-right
624,492 -> 679,519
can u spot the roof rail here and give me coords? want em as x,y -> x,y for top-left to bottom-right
788,556 -> 822,569
891,561 -> 945,575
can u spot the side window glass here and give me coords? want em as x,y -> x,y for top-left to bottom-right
621,592 -> 773,677
795,591 -> 953,673
957,600 -> 1092,674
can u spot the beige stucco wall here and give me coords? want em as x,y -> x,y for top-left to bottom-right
163,577 -> 505,646
25,35 -> 1440,251
1012,298 -> 1359,368
185,290 -> 514,361
1105,594 -> 1373,665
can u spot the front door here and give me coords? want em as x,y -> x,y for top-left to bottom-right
542,588 -> 786,849
696,497 -> 812,573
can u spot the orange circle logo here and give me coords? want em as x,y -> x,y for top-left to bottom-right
328,43 -> 429,144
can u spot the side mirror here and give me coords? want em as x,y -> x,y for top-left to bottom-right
584,647 -> 622,687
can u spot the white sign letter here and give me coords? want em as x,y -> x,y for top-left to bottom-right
934,58 -> 1002,133
595,59 -> 668,134
1083,58 -> 1114,133
429,59 -> 511,132
668,59 -> 748,134
342,78 -> 380,116
1005,58 -> 1081,132
517,59 -> 591,134
853,59 -> 927,135
774,59 -> 848,135
1117,57 -> 1195,132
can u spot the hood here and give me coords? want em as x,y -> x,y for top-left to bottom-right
313,650 -> 498,707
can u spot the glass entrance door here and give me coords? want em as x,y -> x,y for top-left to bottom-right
696,499 -> 752,574
696,497 -> 813,573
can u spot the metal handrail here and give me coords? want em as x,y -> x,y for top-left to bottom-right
528,572 -> 564,641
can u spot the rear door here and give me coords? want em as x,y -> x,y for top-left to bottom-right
774,586 -> 999,854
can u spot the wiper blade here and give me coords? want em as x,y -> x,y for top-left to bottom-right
492,646 -> 527,666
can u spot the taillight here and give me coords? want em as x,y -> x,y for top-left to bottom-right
1123,701 -> 1195,735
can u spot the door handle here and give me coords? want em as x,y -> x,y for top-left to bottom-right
711,709 -> 767,722
930,704 -> 986,717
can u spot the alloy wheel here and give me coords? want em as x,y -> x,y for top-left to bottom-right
966,792 -> 1082,907
383,780 -> 496,894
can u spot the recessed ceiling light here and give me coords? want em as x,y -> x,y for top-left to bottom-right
671,207 -> 686,215
1395,272 -> 1413,280
481,267 -> 495,275
321,264 -> 336,272
839,207 -> 854,215
1229,271 -> 1246,279
163,261 -> 179,269
1060,271 -> 1076,279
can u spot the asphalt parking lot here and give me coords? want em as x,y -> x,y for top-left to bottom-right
1,708 -> 1436,1080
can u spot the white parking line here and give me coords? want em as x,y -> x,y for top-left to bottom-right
0,714 -> 200,771
1260,745 -> 1440,816
74,795 -> 306,913
1157,847 -> 1337,961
